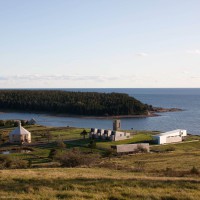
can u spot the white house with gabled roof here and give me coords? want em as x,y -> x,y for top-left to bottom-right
9,122 -> 31,144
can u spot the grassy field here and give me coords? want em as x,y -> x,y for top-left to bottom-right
1,125 -> 200,199
0,168 -> 200,200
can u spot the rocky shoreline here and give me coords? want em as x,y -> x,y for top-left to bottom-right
150,107 -> 183,113
48,107 -> 183,119
0,107 -> 183,120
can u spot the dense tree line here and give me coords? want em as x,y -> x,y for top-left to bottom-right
0,90 -> 150,116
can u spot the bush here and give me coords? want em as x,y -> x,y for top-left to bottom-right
55,149 -> 99,167
21,120 -> 26,126
14,121 -> 19,127
137,145 -> 148,153
88,140 -> 96,152
0,156 -> 12,169
134,161 -> 146,172
5,120 -> 15,127
0,120 -> 5,126
165,147 -> 176,152
0,156 -> 28,169
12,159 -> 28,169
48,149 -> 58,160
190,166 -> 199,175
57,141 -> 66,150
102,148 -> 116,159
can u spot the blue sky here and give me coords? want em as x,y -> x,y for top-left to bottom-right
0,0 -> 200,88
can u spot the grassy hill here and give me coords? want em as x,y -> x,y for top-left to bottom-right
0,125 -> 200,199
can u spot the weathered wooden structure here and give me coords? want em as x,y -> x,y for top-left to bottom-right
111,143 -> 150,154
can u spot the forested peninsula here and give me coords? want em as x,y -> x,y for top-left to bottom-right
0,90 -> 151,116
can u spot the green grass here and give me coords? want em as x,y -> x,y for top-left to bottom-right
97,133 -> 153,149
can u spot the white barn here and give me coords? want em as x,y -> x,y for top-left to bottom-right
153,129 -> 187,145
9,122 -> 31,144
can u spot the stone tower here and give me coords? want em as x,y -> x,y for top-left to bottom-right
113,119 -> 121,131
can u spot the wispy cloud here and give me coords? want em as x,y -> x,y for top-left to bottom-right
0,74 -> 133,82
136,52 -> 149,57
191,76 -> 200,79
186,49 -> 200,55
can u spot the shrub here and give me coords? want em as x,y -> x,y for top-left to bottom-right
57,141 -> 66,151
137,145 -> 148,153
48,149 -> 58,160
0,156 -> 12,169
0,120 -> 5,126
55,149 -> 99,167
134,161 -> 146,172
165,147 -> 176,152
28,159 -> 32,168
5,120 -> 15,127
102,148 -> 116,160
0,156 -> 28,169
21,120 -> 26,126
24,185 -> 35,193
12,159 -> 28,169
163,167 -> 187,177
88,140 -> 96,152
190,166 -> 199,175
14,121 -> 19,127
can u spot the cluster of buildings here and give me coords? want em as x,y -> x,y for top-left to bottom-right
7,117 -> 188,155
89,119 -> 131,141
88,119 -> 188,154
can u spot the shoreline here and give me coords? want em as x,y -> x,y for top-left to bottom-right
0,107 -> 183,119
46,107 -> 183,119
47,113 -> 159,119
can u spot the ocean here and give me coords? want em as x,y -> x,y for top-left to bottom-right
0,88 -> 200,135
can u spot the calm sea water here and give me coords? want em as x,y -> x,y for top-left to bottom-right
0,88 -> 200,135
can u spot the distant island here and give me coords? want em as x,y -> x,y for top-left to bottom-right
0,90 -> 182,118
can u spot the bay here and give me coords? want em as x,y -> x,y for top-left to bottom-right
0,88 -> 200,135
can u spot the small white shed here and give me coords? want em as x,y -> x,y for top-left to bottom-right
153,129 -> 187,145
28,118 -> 36,125
9,122 -> 31,144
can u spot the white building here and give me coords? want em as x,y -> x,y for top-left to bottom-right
153,129 -> 187,145
110,131 -> 131,141
9,122 -> 31,144
89,128 -> 131,141
89,120 -> 131,141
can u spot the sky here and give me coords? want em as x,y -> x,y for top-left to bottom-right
0,0 -> 200,88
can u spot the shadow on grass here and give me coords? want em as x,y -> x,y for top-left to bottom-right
1,177 -> 199,193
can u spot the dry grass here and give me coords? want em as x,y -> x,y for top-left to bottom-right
1,126 -> 200,199
0,168 -> 200,200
